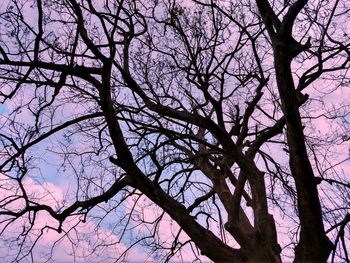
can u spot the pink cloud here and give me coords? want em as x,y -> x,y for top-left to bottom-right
0,175 -> 150,263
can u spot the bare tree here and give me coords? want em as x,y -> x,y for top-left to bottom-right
0,0 -> 349,262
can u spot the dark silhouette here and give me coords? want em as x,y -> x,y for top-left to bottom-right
0,0 -> 349,262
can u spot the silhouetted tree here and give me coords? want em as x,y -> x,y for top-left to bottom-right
0,0 -> 349,262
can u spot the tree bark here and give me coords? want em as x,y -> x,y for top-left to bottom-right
255,1 -> 333,261
273,37 -> 333,262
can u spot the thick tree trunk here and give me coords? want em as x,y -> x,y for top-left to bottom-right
255,1 -> 333,261
273,37 -> 333,262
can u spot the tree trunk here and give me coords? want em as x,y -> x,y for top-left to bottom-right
273,36 -> 333,262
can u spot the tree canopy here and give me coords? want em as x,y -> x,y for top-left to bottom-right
0,0 -> 349,262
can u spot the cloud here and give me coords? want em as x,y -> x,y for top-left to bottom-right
0,175 -> 150,263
